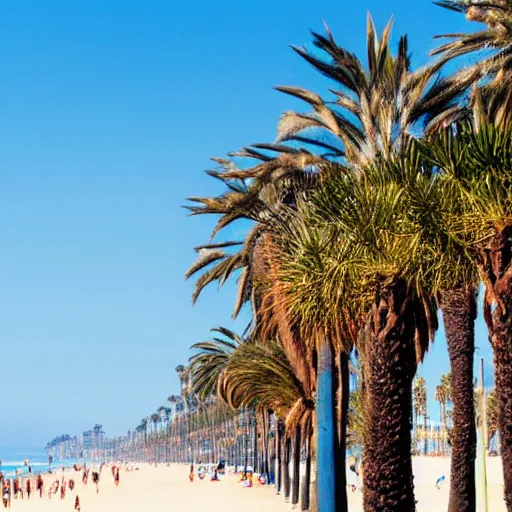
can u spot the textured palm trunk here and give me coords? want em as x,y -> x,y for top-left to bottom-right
481,226 -> 512,511
292,425 -> 302,505
493,340 -> 512,511
284,437 -> 291,501
277,421 -> 284,494
424,414 -> 428,455
253,413 -> 258,472
335,351 -> 349,512
301,434 -> 312,511
441,286 -> 477,512
309,418 -> 318,512
262,410 -> 270,482
317,338 -> 336,512
363,280 -> 418,512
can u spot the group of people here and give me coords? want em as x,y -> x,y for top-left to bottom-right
188,463 -> 271,489
188,463 -> 222,483
0,463 -> 123,510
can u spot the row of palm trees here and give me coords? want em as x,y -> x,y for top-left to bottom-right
185,2 -> 512,511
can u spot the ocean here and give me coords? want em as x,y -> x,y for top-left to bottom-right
0,447 -> 78,478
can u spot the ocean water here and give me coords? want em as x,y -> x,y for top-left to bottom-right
0,460 -> 80,479
0,447 -> 78,478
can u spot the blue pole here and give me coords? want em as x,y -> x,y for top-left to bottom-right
317,339 -> 336,512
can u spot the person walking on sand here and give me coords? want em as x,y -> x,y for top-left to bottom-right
36,475 -> 43,498
60,478 -> 66,500
74,495 -> 81,512
114,467 -> 120,487
82,468 -> 88,485
92,470 -> 100,493
25,479 -> 31,500
2,479 -> 11,509
17,478 -> 23,500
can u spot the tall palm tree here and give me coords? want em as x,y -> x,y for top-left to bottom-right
428,115 -> 512,510
189,327 -> 314,506
414,377 -> 428,454
268,152 -> 442,510
487,390 -> 499,450
271,17 -> 482,512
186,15 -> 470,512
435,373 -> 452,455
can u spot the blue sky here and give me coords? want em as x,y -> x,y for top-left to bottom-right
0,1 -> 492,447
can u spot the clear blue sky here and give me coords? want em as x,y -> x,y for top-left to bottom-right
0,1 -> 492,447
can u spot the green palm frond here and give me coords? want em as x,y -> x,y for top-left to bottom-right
189,327 -> 243,401
219,340 -> 314,427
433,0 -> 512,87
273,15 -> 469,171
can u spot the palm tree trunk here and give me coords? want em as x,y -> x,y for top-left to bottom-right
441,286 -> 477,512
301,434 -> 312,511
488,327 -> 512,511
284,437 -> 291,501
291,425 -> 302,505
481,225 -> 512,511
317,338 -> 336,512
363,280 -> 417,512
262,411 -> 270,482
335,351 -> 349,512
424,414 -> 428,455
276,421 -> 284,494
253,413 -> 258,472
309,421 -> 318,512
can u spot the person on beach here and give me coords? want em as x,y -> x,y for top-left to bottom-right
114,467 -> 120,487
74,495 -> 81,512
210,469 -> 219,482
25,478 -> 31,499
2,479 -> 10,508
92,470 -> 100,493
48,480 -> 58,499
60,478 -> 66,499
242,474 -> 252,488
12,480 -> 18,500
36,475 -> 44,498
68,479 -> 75,492
82,469 -> 88,485
189,464 -> 194,483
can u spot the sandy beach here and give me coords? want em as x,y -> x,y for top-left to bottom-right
2,457 -> 506,512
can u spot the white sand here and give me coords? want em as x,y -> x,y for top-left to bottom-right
6,457 -> 507,511
347,457 -> 506,511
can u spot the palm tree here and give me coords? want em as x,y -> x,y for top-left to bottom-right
433,1 -> 512,84
487,390 -> 499,450
190,325 -> 314,505
414,378 -> 428,455
274,16 -> 485,511
185,14 -> 470,512
268,151 -> 443,510
428,112 -> 512,509
435,384 -> 446,452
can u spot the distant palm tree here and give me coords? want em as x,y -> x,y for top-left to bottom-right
414,378 -> 428,454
